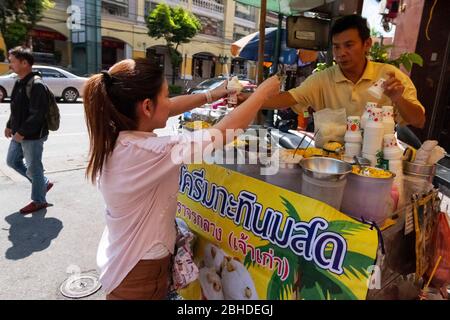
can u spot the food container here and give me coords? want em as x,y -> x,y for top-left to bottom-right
340,166 -> 395,225
301,173 -> 347,210
403,161 -> 436,182
300,157 -> 352,181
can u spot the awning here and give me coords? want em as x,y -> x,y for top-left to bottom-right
235,0 -> 337,16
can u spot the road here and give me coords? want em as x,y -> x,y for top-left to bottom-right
0,100 -> 179,299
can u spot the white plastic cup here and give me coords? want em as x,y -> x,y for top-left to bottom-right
368,78 -> 386,100
345,130 -> 363,143
345,142 -> 362,157
361,102 -> 378,129
388,159 -> 403,173
346,116 -> 361,132
382,105 -> 395,134
383,133 -> 398,148
382,105 -> 394,119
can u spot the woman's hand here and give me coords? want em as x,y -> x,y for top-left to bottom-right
211,80 -> 235,101
254,75 -> 280,101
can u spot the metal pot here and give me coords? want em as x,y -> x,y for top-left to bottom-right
403,161 -> 436,179
300,157 -> 352,181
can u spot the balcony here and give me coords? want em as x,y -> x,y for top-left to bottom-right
150,0 -> 188,9
192,0 -> 224,20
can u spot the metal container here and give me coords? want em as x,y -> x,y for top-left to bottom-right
403,161 -> 436,183
300,157 -> 352,181
403,161 -> 436,176
341,169 -> 395,225
352,156 -> 372,166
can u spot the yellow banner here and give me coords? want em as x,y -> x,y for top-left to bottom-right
176,164 -> 379,300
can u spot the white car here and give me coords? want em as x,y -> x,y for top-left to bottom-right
0,65 -> 87,102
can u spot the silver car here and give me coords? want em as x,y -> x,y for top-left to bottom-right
0,65 -> 87,102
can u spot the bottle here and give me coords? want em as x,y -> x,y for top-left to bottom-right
297,110 -> 309,130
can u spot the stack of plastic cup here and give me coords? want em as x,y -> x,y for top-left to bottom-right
383,133 -> 404,210
382,105 -> 396,135
383,134 -> 403,161
362,108 -> 384,166
344,116 -> 362,162
361,102 -> 378,130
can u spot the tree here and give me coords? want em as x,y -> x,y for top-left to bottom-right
146,3 -> 202,85
0,0 -> 54,51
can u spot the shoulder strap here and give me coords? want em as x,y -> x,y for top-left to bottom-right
25,75 -> 44,99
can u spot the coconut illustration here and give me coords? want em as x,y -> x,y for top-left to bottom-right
221,257 -> 258,300
203,243 -> 226,274
198,267 -> 224,300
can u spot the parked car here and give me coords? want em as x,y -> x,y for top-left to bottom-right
186,76 -> 256,94
0,65 -> 87,102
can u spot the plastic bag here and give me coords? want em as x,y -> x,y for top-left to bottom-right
313,108 -> 347,148
170,218 -> 199,291
427,212 -> 450,287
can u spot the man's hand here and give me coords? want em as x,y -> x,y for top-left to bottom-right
13,132 -> 24,142
383,71 -> 405,103
4,128 -> 12,138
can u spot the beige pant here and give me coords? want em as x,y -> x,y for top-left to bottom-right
106,255 -> 171,300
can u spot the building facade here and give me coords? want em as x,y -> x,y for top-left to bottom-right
0,0 -> 271,81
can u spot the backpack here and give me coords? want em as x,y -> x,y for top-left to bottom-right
25,75 -> 60,131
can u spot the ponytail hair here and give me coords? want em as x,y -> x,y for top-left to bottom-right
83,58 -> 164,183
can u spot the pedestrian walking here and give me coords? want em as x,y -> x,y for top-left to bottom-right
4,47 -> 53,214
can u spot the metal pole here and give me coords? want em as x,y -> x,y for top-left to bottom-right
272,13 -> 283,72
326,0 -> 342,66
257,0 -> 267,85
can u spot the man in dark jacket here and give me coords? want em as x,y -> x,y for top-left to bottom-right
4,47 -> 53,214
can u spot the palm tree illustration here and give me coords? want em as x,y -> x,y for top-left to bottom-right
244,196 -> 376,300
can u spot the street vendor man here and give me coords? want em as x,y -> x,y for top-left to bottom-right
257,14 -> 426,129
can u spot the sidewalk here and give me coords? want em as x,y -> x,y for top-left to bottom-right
0,169 -> 106,300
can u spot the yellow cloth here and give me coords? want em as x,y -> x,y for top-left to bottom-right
288,60 -> 425,125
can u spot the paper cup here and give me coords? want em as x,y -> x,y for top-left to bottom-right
361,102 -> 378,129
344,130 -> 363,143
383,121 -> 396,135
368,108 -> 383,122
383,147 -> 403,160
382,105 -> 394,120
368,78 -> 386,100
345,142 -> 361,157
383,133 -> 398,148
347,116 -> 361,132
388,159 -> 403,173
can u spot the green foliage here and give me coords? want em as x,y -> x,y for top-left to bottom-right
2,20 -> 28,50
0,0 -> 54,50
168,84 -> 183,95
146,3 -> 201,84
369,41 -> 423,72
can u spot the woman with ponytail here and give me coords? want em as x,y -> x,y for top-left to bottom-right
83,58 -> 279,300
